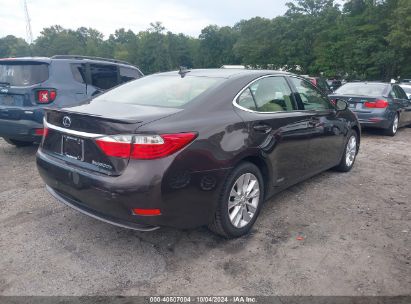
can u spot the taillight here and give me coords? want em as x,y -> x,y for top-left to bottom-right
131,133 -> 197,159
364,99 -> 389,108
34,128 -> 48,136
132,208 -> 161,216
95,133 -> 197,160
37,89 -> 57,104
95,135 -> 133,158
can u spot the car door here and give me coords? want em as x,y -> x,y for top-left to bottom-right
233,75 -> 319,190
288,76 -> 346,173
393,85 -> 411,125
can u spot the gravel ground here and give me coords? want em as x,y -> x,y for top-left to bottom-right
0,128 -> 410,296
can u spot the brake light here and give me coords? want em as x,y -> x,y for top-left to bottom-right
131,133 -> 197,159
132,208 -> 161,216
95,133 -> 196,160
34,128 -> 48,136
364,99 -> 388,108
95,135 -> 133,158
37,89 -> 57,104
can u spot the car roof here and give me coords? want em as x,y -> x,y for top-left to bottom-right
345,81 -> 389,85
0,57 -> 52,64
0,56 -> 139,69
156,68 -> 292,79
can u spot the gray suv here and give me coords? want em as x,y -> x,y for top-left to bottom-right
0,55 -> 143,146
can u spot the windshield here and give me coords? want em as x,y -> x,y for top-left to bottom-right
93,75 -> 224,108
0,62 -> 49,86
335,83 -> 387,96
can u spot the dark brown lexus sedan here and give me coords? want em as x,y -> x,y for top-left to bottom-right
37,69 -> 360,238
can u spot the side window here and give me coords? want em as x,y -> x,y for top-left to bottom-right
90,64 -> 118,90
289,77 -> 333,110
119,67 -> 141,84
238,88 -> 257,110
249,77 -> 294,112
70,63 -> 87,84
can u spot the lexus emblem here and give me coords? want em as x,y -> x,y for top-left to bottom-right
62,116 -> 71,128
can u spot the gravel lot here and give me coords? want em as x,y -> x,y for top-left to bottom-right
0,128 -> 410,296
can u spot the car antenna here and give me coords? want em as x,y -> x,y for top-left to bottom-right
178,66 -> 190,78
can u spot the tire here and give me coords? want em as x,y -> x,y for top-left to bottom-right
384,113 -> 399,136
209,162 -> 264,238
335,130 -> 358,172
3,138 -> 34,147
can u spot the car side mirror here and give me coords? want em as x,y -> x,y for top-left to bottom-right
335,99 -> 348,111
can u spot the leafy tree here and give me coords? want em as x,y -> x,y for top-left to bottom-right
197,25 -> 240,68
0,0 -> 409,79
0,35 -> 30,57
386,0 -> 411,78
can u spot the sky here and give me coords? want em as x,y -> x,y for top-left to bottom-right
0,0 -> 291,41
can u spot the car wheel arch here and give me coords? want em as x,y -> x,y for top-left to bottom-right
351,125 -> 360,153
231,155 -> 271,200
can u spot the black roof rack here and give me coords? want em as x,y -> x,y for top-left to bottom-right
51,55 -> 133,66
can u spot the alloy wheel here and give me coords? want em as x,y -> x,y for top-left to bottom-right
228,173 -> 260,228
393,114 -> 399,134
345,135 -> 357,167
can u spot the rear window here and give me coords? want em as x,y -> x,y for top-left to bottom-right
335,83 -> 387,96
0,62 -> 49,86
93,75 -> 223,108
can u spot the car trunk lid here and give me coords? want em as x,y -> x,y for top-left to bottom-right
329,94 -> 381,112
42,102 -> 182,176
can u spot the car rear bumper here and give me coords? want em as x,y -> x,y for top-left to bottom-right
37,148 -> 230,230
0,118 -> 44,142
353,111 -> 391,129
46,185 -> 160,231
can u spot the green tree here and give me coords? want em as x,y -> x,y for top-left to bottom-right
0,35 -> 31,57
197,25 -> 240,68
137,22 -> 172,73
387,0 -> 411,78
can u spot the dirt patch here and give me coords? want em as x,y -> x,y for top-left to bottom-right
0,128 -> 410,296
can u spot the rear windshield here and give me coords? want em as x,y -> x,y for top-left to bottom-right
0,62 -> 49,86
335,83 -> 387,96
93,75 -> 223,108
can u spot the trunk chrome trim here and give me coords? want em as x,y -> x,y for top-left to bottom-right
46,185 -> 160,232
44,118 -> 104,138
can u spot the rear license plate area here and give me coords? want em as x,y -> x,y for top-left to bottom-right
0,95 -> 24,106
349,102 -> 356,109
62,135 -> 84,161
